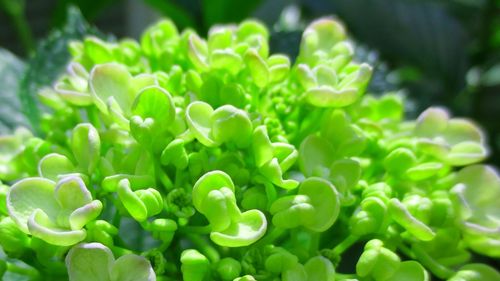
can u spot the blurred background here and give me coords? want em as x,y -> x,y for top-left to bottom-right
1,0 -> 499,166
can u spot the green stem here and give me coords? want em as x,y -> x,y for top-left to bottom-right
174,168 -> 185,188
309,231 -> 321,256
396,241 -> 415,260
110,245 -> 133,257
294,108 -> 327,144
335,273 -> 358,280
158,239 -> 173,252
185,233 -> 220,263
111,202 -> 122,228
179,224 -> 212,235
153,156 -> 173,191
263,181 -> 277,209
86,106 -> 102,129
6,262 -> 40,278
332,235 -> 359,256
254,227 -> 286,248
412,245 -> 455,279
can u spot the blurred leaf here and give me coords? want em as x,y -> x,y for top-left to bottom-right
19,6 -> 106,135
144,0 -> 197,30
481,64 -> 500,86
329,0 -> 469,88
0,249 -> 39,281
0,0 -> 34,53
269,31 -> 302,61
145,0 -> 263,34
50,0 -> 120,28
202,0 -> 262,29
0,48 -> 28,133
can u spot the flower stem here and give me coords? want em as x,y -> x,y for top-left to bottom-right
6,262 -> 40,278
332,235 -> 359,256
412,245 -> 455,279
179,224 -> 212,235
185,233 -> 220,263
254,227 -> 286,248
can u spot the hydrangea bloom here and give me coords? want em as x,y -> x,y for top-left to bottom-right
0,17 -> 499,281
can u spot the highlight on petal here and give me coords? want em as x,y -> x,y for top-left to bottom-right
69,200 -> 103,230
210,209 -> 267,247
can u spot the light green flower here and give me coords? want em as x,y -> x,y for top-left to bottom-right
7,176 -> 102,246
66,242 -> 155,281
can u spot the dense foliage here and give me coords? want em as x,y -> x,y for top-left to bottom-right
0,17 -> 499,281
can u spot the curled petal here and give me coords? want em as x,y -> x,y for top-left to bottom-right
28,209 -> 86,246
69,200 -> 103,230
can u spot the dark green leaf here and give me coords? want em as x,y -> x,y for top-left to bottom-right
0,48 -> 27,133
19,6 -> 106,135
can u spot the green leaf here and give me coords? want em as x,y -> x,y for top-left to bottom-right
143,0 -> 196,31
0,48 -> 27,133
201,0 -> 262,32
19,6 -> 105,134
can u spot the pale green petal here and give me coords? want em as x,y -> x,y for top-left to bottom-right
66,243 -> 114,281
38,153 -> 76,181
210,209 -> 267,247
7,177 -> 58,233
54,176 -> 92,211
28,209 -> 86,246
111,254 -> 156,281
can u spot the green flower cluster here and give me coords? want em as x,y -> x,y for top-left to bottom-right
0,17 -> 499,281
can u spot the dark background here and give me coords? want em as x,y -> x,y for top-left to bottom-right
1,0 -> 500,166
